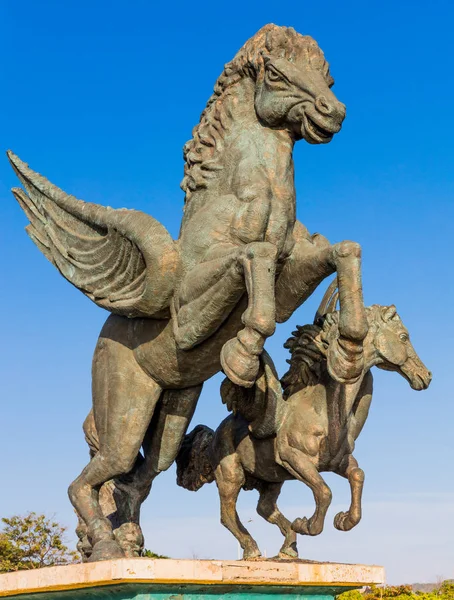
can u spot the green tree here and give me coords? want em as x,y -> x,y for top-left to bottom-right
142,549 -> 169,559
0,512 -> 78,573
338,582 -> 454,600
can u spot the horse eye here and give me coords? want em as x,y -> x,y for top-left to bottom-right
399,333 -> 409,342
266,67 -> 283,82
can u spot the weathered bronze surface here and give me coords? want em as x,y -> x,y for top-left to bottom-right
8,23 -> 431,562
177,284 -> 432,559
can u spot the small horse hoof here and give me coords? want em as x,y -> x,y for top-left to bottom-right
88,539 -> 125,562
221,338 -> 259,388
292,517 -> 316,536
334,511 -> 355,531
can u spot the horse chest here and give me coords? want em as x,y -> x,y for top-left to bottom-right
232,194 -> 296,257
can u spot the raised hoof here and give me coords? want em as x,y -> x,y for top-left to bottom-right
220,338 -> 260,388
88,539 -> 125,562
334,511 -> 356,532
291,516 -> 321,536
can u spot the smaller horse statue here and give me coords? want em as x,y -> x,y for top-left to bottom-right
176,282 -> 432,559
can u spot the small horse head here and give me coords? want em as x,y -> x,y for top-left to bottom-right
252,25 -> 346,143
371,305 -> 432,391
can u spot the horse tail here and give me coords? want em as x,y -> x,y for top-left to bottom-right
176,425 -> 215,491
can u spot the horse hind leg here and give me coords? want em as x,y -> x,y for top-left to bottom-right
111,385 -> 203,557
68,318 -> 163,562
256,482 -> 297,558
215,455 -> 261,560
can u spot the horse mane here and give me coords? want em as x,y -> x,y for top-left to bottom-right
281,314 -> 335,398
281,306 -> 383,398
180,24 -> 321,201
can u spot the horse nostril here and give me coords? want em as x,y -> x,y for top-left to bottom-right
315,96 -> 332,115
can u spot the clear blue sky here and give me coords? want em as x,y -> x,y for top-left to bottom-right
0,0 -> 452,584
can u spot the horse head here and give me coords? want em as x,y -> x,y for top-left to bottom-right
370,305 -> 432,391
251,25 -> 346,143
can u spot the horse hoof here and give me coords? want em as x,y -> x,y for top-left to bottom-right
278,546 -> 298,559
114,523 -> 144,558
292,517 -> 311,535
221,338 -> 259,388
88,539 -> 125,562
334,511 -> 355,531
242,548 -> 262,560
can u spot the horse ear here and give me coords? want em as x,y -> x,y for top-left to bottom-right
382,305 -> 398,322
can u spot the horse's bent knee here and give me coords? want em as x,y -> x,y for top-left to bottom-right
108,454 -> 137,476
243,241 -> 278,261
349,467 -> 365,484
334,241 -> 361,259
319,484 -> 333,505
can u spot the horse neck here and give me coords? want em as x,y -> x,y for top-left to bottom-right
181,77 -> 292,220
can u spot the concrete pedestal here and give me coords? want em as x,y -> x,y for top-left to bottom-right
0,558 -> 385,600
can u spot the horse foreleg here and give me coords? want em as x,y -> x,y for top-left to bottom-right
256,482 -> 297,558
277,444 -> 332,536
276,223 -> 368,383
174,242 -> 278,387
220,241 -> 278,387
333,454 -> 365,531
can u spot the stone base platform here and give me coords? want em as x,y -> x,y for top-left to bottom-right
0,558 -> 385,600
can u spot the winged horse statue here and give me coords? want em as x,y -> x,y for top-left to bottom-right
8,24 -> 368,561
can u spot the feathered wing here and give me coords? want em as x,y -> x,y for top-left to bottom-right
8,151 -> 179,318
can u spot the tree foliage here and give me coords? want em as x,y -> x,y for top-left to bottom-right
0,512 -> 78,573
338,582 -> 454,600
142,549 -> 169,559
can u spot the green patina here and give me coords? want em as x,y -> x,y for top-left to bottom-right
5,583 -> 358,600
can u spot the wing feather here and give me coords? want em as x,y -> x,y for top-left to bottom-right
8,151 -> 179,317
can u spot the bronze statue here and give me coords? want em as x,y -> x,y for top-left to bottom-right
176,282 -> 432,559
7,23 -> 418,562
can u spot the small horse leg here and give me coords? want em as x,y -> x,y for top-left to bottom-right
333,455 -> 365,531
256,482 -> 297,558
215,458 -> 261,560
278,446 -> 332,536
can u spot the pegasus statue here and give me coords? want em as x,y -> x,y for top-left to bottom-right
9,24 -> 370,561
176,283 -> 432,559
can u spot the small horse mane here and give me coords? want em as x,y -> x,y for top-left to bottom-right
281,313 -> 336,398
180,24 -> 321,201
281,306 -> 385,398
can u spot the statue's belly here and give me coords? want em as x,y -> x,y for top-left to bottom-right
131,302 -> 246,388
